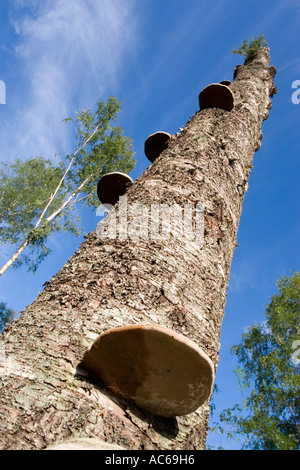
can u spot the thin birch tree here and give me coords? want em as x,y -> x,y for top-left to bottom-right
0,96 -> 135,275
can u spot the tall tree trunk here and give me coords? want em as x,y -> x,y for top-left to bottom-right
0,50 -> 276,450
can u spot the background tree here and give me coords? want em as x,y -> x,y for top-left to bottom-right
0,96 -> 135,275
212,272 -> 300,450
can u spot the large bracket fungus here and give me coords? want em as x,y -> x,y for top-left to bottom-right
199,83 -> 234,111
82,324 -> 214,418
97,172 -> 133,206
144,131 -> 171,163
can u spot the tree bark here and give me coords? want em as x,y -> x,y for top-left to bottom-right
0,50 -> 276,450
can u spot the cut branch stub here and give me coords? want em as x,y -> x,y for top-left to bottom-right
144,131 -> 171,163
199,83 -> 234,111
97,172 -> 133,205
82,324 -> 214,418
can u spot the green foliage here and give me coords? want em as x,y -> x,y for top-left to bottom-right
232,35 -> 268,60
211,272 -> 300,450
0,96 -> 135,273
0,302 -> 16,333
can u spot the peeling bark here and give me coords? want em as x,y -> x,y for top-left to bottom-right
0,50 -> 276,450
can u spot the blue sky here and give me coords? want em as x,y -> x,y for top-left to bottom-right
0,0 -> 299,449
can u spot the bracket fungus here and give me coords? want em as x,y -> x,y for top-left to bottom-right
82,324 -> 214,418
144,131 -> 171,163
199,83 -> 234,111
97,172 -> 133,206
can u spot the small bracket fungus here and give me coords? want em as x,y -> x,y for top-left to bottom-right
82,324 -> 214,418
97,172 -> 133,206
199,83 -> 234,111
144,131 -> 171,163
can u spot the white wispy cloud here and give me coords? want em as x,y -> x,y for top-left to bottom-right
1,0 -> 138,161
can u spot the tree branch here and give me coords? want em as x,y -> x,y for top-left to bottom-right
46,173 -> 93,223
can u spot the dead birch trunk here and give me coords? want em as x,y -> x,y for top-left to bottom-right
0,50 -> 276,450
